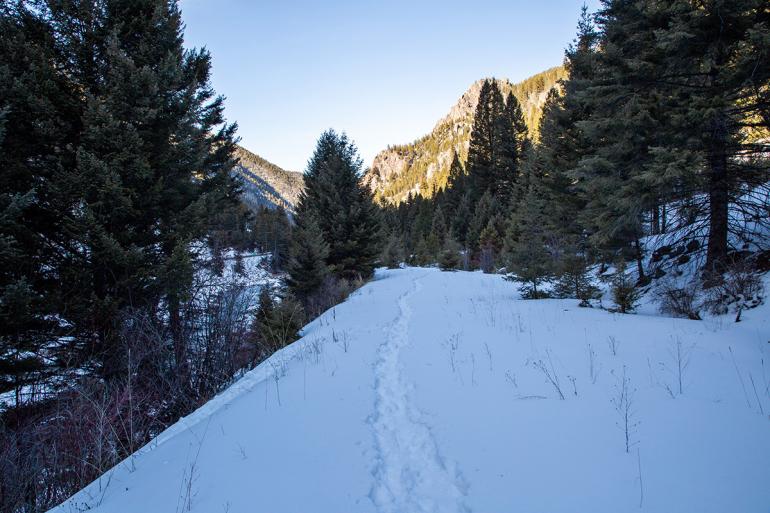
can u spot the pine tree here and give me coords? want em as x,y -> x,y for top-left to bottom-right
496,92 -> 528,199
466,80 -> 506,202
634,0 -> 770,271
297,130 -> 381,280
1,0 -> 239,383
478,222 -> 502,274
438,238 -> 462,271
466,191 -> 500,256
450,192 -> 473,245
431,205 -> 448,245
382,235 -> 404,269
286,215 -> 330,301
252,288 -> 303,358
610,260 -> 641,314
443,153 -> 466,215
0,3 -> 81,398
569,1 -> 664,278
553,253 -> 599,306
503,166 -> 553,298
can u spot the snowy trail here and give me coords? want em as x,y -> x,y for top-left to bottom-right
370,273 -> 469,513
50,268 -> 770,513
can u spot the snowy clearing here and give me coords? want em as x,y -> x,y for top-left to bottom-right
51,268 -> 770,513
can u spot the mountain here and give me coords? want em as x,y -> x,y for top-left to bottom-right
233,145 -> 304,211
363,66 -> 566,204
50,268 -> 770,513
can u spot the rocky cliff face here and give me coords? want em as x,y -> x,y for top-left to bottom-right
233,145 -> 304,212
363,66 -> 566,204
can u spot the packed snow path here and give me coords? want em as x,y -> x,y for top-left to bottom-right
370,273 -> 468,513
51,268 -> 770,513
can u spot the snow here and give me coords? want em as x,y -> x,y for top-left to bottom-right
50,268 -> 770,513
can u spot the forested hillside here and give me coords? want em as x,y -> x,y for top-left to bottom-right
364,67 -> 566,203
381,3 -> 769,303
233,145 -> 304,211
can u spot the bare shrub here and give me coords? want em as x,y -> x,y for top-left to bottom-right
704,257 -> 764,317
611,366 -> 638,453
530,349 -> 565,400
304,276 -> 354,318
657,278 -> 702,320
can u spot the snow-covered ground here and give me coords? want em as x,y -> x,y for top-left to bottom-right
51,268 -> 770,513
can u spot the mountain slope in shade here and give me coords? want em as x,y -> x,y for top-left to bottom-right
50,268 -> 770,513
233,145 -> 304,211
363,66 -> 566,204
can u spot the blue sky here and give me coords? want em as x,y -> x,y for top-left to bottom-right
180,0 -> 601,171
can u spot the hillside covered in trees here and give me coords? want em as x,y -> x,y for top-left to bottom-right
381,3 -> 769,301
363,67 -> 566,204
233,145 -> 304,211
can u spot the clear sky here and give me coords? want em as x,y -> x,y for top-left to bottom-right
180,0 -> 601,172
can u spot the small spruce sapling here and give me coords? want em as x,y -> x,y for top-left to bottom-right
611,260 -> 641,313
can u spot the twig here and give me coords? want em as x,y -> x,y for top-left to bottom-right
729,346 -> 752,408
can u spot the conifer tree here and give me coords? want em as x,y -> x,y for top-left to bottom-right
443,153 -> 467,215
466,80 -> 507,202
0,5 -> 75,397
382,235 -> 404,269
634,0 -> 770,271
496,92 -> 528,199
450,193 -> 473,246
438,239 -> 462,271
503,166 -> 553,298
467,191 -> 500,255
297,130 -> 381,280
1,0 -> 239,382
431,205 -> 448,245
610,260 -> 641,314
478,222 -> 502,274
553,254 -> 598,306
286,215 -> 330,301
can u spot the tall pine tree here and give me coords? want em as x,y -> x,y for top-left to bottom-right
295,130 -> 381,281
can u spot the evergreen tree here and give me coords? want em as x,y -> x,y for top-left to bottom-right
1,0 -> 239,383
610,260 -> 641,314
443,153 -> 466,215
0,3 -> 82,398
382,234 -> 404,269
553,253 -> 599,306
466,80 -> 503,201
503,166 -> 553,298
635,0 -> 770,271
431,205 -> 448,245
466,191 -> 500,256
450,192 -> 473,245
438,238 -> 462,271
297,130 -> 381,280
252,288 -> 303,358
478,222 -> 502,274
286,215 -> 330,301
497,92 -> 528,199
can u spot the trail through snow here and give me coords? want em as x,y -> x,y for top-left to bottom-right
370,274 -> 469,513
50,268 -> 770,513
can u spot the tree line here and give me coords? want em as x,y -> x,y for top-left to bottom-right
381,1 -> 769,305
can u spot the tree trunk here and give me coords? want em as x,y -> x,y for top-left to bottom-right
661,204 -> 667,233
634,238 -> 646,282
706,115 -> 729,273
169,294 -> 189,390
